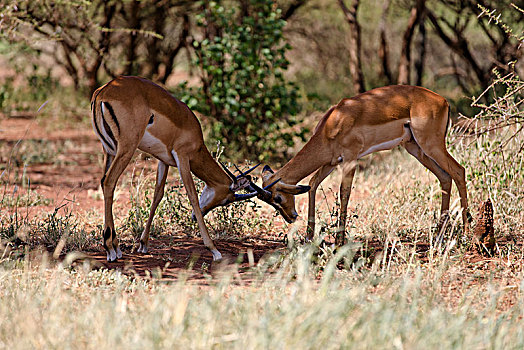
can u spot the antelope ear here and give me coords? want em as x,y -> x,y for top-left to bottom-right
262,165 -> 274,174
262,165 -> 274,181
279,183 -> 311,195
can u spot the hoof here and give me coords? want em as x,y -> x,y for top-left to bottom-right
116,246 -> 123,259
211,249 -> 223,262
106,249 -> 118,262
137,242 -> 148,254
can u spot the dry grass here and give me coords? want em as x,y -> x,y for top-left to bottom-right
0,242 -> 523,349
1,116 -> 523,349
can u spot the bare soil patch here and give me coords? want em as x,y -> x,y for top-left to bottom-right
84,235 -> 285,281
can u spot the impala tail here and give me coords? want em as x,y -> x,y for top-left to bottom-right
91,91 -> 120,156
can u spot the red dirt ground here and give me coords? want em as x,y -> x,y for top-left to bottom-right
85,236 -> 286,281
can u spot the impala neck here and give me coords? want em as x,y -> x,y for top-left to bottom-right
190,147 -> 232,189
273,134 -> 331,184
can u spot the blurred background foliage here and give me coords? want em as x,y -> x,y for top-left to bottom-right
0,0 -> 522,161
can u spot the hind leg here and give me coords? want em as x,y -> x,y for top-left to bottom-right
101,148 -> 135,261
138,161 -> 168,253
403,139 -> 452,228
409,103 -> 470,234
414,144 -> 470,234
100,152 -> 114,187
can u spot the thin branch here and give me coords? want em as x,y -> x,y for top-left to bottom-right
427,9 -> 487,88
282,0 -> 309,20
337,0 -> 365,93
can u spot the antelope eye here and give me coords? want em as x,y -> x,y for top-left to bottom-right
275,195 -> 283,204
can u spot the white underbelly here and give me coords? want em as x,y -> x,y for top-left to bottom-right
138,131 -> 177,166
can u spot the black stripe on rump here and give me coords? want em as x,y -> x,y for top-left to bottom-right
93,87 -> 103,101
93,103 -> 114,152
103,101 -> 120,133
91,88 -> 103,111
101,103 -> 118,150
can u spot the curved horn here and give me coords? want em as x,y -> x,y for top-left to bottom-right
248,178 -> 280,202
219,161 -> 237,183
278,182 -> 311,194
233,191 -> 258,201
246,182 -> 269,201
261,165 -> 275,181
234,162 -> 260,179
264,178 -> 280,190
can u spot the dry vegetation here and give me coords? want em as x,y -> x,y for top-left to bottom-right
0,111 -> 523,348
1,1 -> 523,348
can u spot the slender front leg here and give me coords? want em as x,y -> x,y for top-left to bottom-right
336,162 -> 356,247
307,165 -> 335,240
176,155 -> 222,261
138,161 -> 169,254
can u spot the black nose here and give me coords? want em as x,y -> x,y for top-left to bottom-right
292,212 -> 298,220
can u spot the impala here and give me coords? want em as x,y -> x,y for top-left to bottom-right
91,76 -> 267,262
251,85 -> 470,245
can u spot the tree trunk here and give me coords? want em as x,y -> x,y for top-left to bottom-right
160,13 -> 190,84
282,0 -> 309,20
86,2 -> 116,97
398,0 -> 425,85
378,0 -> 392,85
426,10 -> 488,91
414,19 -> 426,86
124,0 -> 141,76
338,0 -> 365,94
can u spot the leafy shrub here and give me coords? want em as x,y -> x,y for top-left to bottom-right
179,0 -> 304,161
123,179 -> 199,240
0,78 -> 13,113
0,222 -> 17,244
468,4 -> 523,150
207,197 -> 262,238
450,5 -> 524,237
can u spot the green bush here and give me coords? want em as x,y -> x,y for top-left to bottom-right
179,0 -> 304,161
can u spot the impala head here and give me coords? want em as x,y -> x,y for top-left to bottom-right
252,165 -> 310,223
197,162 -> 262,218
